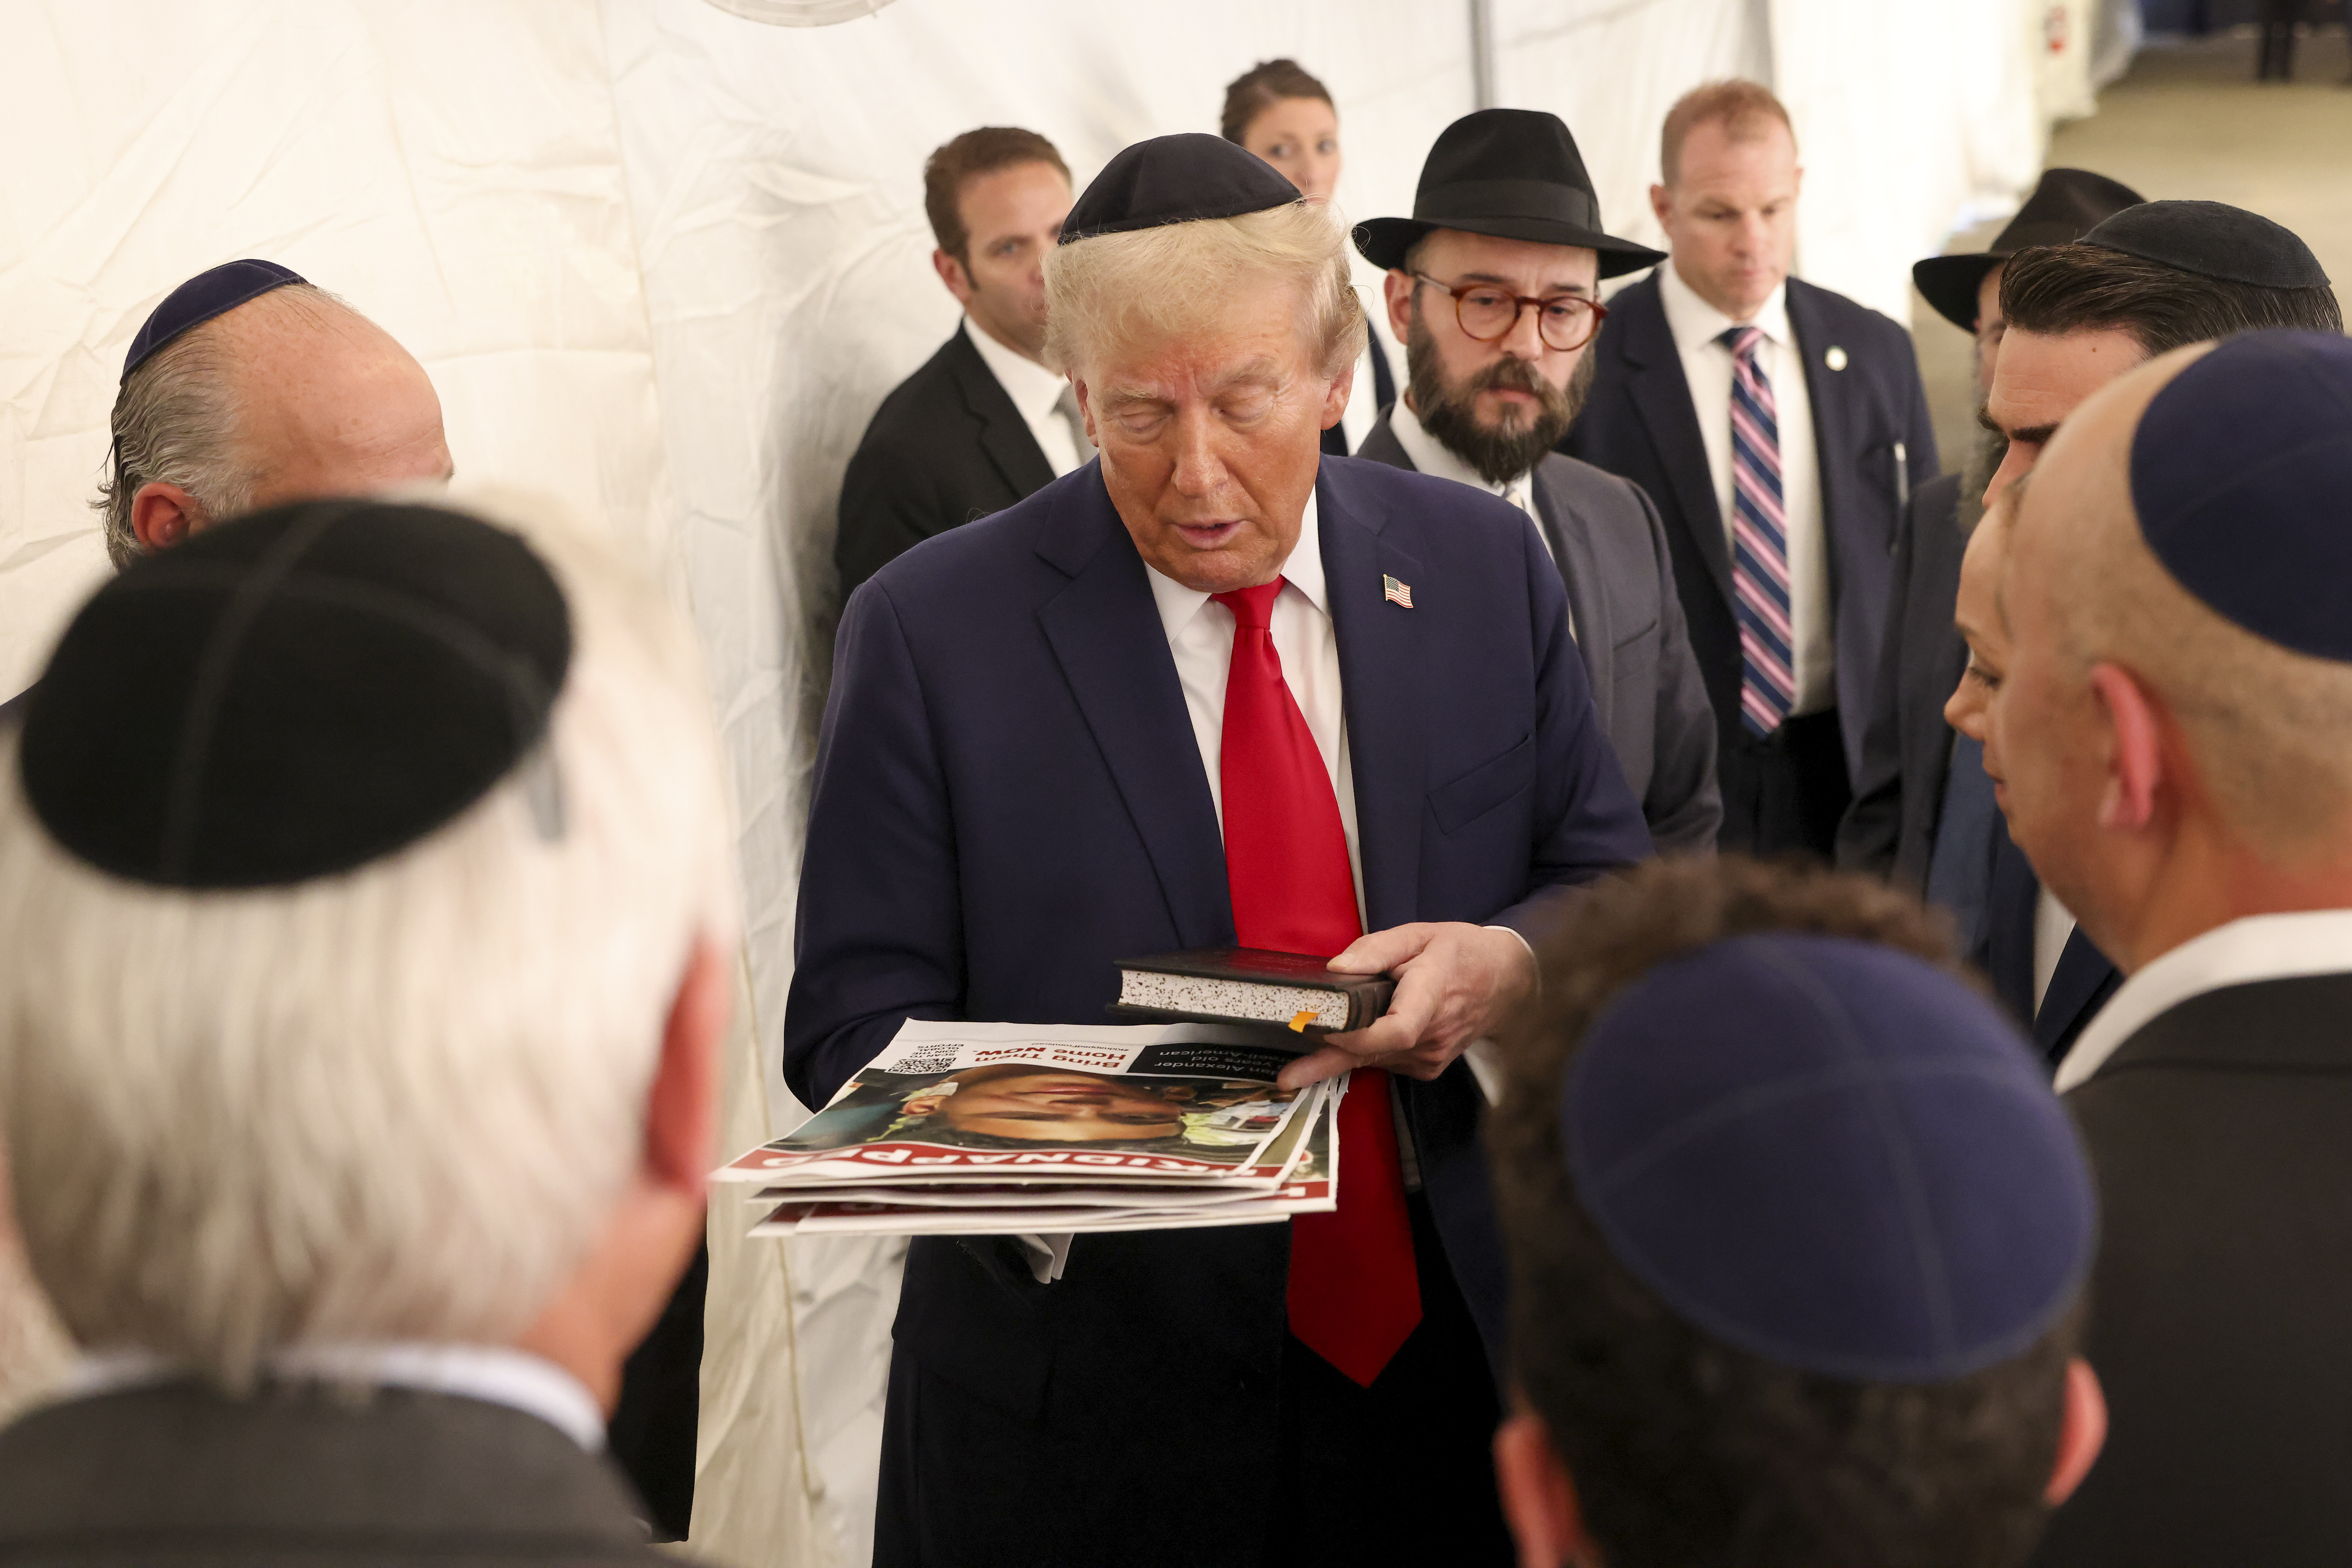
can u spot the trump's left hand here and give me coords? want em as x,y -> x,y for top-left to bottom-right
1275,922 -> 1536,1092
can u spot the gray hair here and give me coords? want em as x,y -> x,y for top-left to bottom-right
92,283 -> 354,571
0,484 -> 736,1386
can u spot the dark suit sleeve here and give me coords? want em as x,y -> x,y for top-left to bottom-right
783,580 -> 966,1111
836,432 -> 950,601
1623,477 -> 1722,856
1835,481 -> 1923,878
1488,516 -> 1656,943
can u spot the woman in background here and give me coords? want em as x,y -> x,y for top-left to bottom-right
1221,58 -> 1396,452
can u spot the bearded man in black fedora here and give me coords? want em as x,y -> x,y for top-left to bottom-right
1354,109 -> 1720,856
1836,169 -> 2142,908
1563,80 -> 1940,862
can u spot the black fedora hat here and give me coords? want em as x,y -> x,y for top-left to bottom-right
1913,168 -> 2144,332
1356,108 -> 1665,279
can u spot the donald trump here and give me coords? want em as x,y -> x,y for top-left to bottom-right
788,134 -> 1652,1566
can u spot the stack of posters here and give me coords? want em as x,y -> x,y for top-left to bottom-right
717,1020 -> 1339,1237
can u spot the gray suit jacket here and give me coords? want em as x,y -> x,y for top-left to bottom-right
0,1379 -> 689,1566
1356,415 -> 1721,855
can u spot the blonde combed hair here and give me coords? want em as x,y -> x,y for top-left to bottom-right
1044,200 -> 1365,382
0,484 -> 736,1387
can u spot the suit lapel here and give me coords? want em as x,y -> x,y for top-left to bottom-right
1320,466 -> 1428,934
1619,278 -> 1734,607
949,326 -> 1058,500
2034,927 -> 2121,1065
1530,466 -> 1612,715
1783,283 -> 1851,563
1033,476 -> 1232,946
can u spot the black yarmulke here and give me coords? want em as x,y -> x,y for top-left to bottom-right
2083,199 -> 2329,289
1059,133 -> 1301,245
2131,331 -> 2352,663
18,499 -> 572,889
122,259 -> 306,382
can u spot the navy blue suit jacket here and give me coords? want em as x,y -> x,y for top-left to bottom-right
785,454 -> 1650,1444
1564,271 -> 1939,783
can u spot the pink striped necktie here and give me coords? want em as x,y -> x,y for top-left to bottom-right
1725,325 -> 1794,736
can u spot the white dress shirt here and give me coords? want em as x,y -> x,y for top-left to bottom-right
2053,908 -> 2352,1091
1656,262 -> 1832,713
58,1341 -> 606,1450
1143,493 -> 1366,926
965,317 -> 1086,478
2033,884 -> 2076,1015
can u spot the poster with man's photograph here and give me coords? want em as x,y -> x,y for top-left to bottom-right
718,1020 -> 1317,1186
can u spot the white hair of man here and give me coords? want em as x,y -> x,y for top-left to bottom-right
2022,377 -> 2352,857
0,483 -> 736,1387
91,283 -> 358,571
1043,199 -> 1365,381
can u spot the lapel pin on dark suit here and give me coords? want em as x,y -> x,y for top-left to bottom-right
1383,574 -> 1414,609
1824,345 -> 1848,371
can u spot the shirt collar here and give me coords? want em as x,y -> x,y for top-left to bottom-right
56,1342 -> 607,1451
963,317 -> 1069,425
1658,259 -> 1792,356
1143,489 -> 1325,640
2054,908 -> 2352,1091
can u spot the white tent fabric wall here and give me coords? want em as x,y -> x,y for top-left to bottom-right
0,1 -> 684,695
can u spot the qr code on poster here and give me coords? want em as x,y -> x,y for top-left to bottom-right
889,1041 -> 962,1076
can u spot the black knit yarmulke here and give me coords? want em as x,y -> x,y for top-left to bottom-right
18,498 -> 571,889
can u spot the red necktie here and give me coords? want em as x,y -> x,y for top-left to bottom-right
1211,579 -> 1421,1388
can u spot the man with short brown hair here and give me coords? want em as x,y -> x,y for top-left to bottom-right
836,127 -> 1083,595
1486,856 -> 2106,1568
1566,79 -> 1938,862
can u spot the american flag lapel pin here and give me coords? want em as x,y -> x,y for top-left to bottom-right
1382,573 -> 1415,609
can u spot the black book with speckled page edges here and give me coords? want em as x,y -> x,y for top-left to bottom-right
1109,947 -> 1396,1036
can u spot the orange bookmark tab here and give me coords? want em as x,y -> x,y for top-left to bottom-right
1289,1010 -> 1317,1033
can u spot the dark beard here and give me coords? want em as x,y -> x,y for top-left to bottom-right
1405,308 -> 1593,487
1957,418 -> 2004,534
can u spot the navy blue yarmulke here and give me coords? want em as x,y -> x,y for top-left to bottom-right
122,259 -> 306,382
2130,331 -> 2352,663
1060,134 -> 1300,245
1562,934 -> 2094,1383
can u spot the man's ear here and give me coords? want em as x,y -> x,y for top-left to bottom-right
931,247 -> 976,307
1383,268 -> 1418,347
1320,357 -> 1357,432
130,481 -> 200,552
642,936 -> 731,1193
2088,664 -> 2164,835
2046,1356 -> 2108,1505
1072,377 -> 1096,446
1494,1410 -> 1596,1567
1648,182 -> 1672,231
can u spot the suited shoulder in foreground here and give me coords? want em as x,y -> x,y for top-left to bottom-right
836,127 -> 1088,597
1995,332 -> 2352,1565
1353,108 -> 1718,854
1565,79 -> 1936,859
0,489 -> 736,1565
789,134 -> 1651,1568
